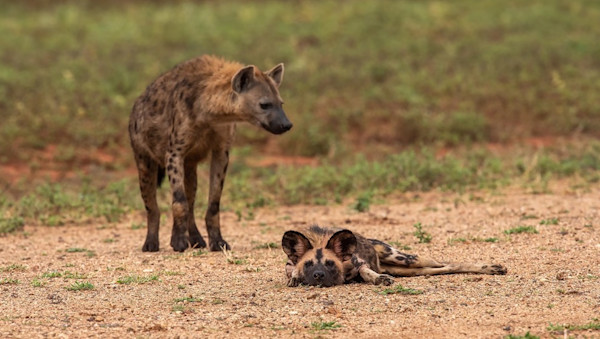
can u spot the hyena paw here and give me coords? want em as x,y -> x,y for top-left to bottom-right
287,277 -> 301,287
170,233 -> 189,252
489,264 -> 507,275
189,234 -> 207,249
209,239 -> 231,252
375,274 -> 395,286
142,238 -> 159,252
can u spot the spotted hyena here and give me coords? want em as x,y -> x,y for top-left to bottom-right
282,225 -> 507,287
129,55 -> 292,252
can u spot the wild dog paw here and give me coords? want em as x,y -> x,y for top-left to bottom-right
375,274 -> 395,286
287,277 -> 302,287
490,264 -> 507,275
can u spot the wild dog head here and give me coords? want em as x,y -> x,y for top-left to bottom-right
231,63 -> 292,135
281,229 -> 357,287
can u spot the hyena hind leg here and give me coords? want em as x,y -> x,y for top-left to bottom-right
380,263 -> 507,277
369,239 -> 444,268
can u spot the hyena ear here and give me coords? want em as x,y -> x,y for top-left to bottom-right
266,63 -> 284,87
325,230 -> 357,261
282,230 -> 313,264
232,65 -> 256,93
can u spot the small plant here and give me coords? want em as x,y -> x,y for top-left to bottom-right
172,304 -> 185,313
131,222 -> 144,230
62,271 -> 87,279
174,296 -> 202,303
506,332 -> 539,339
352,191 -> 372,212
86,250 -> 96,258
192,249 -> 207,256
65,247 -> 87,253
379,284 -> 423,295
0,278 -> 19,285
311,321 -> 342,331
547,320 -> 600,332
31,279 -> 45,287
254,242 -> 279,250
0,216 -> 24,234
0,264 -> 27,272
448,237 -> 467,245
66,281 -> 94,291
540,218 -> 559,225
116,275 -> 159,285
504,226 -> 538,235
212,298 -> 224,304
42,271 -> 63,278
484,237 -> 499,243
413,222 -> 432,243
102,238 -> 115,243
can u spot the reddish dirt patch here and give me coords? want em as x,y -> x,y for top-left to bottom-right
1,185 -> 599,338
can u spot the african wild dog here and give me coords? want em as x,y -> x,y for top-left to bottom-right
129,55 -> 292,252
282,225 -> 506,287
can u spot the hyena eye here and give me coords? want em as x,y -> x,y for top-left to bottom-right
259,102 -> 273,110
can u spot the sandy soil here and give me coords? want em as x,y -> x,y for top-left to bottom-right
1,185 -> 599,338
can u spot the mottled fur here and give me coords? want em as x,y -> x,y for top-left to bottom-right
282,225 -> 507,287
129,55 -> 292,252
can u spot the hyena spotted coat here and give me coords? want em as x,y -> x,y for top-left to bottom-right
282,225 -> 506,287
129,55 -> 292,252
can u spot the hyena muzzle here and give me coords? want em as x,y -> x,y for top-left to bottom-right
282,225 -> 507,287
129,55 -> 292,252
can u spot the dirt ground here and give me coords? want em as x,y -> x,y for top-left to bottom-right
1,184 -> 599,338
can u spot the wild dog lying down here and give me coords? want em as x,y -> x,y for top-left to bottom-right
282,225 -> 506,287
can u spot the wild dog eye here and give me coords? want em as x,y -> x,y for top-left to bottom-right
259,102 -> 273,110
325,260 -> 335,267
304,260 -> 314,268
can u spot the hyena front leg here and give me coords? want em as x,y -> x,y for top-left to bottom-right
135,154 -> 161,252
205,148 -> 231,251
184,158 -> 207,249
167,145 -> 189,252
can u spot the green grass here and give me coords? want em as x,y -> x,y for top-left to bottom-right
504,225 -> 539,235
1,1 -> 600,230
66,281 -> 94,291
65,247 -> 88,253
506,332 -> 539,339
539,218 -> 559,225
379,284 -> 424,295
1,0 -> 599,161
254,242 -> 279,250
547,320 -> 600,332
174,296 -> 202,303
310,321 -> 342,331
0,264 -> 27,272
0,217 -> 24,234
116,274 -> 160,285
0,278 -> 19,285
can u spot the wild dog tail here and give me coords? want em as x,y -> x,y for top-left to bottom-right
368,238 -> 443,268
157,166 -> 166,187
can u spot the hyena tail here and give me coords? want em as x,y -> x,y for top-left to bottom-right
157,166 -> 166,187
368,239 -> 443,268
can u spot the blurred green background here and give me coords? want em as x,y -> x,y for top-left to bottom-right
1,0 -> 599,231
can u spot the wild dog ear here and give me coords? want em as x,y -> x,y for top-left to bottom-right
325,230 -> 357,261
232,65 -> 255,93
282,230 -> 313,264
266,63 -> 284,87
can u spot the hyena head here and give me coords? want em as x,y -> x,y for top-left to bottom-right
282,229 -> 357,287
231,63 -> 292,135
